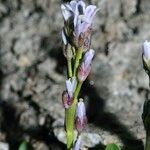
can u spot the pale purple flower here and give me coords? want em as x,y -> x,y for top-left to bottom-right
62,91 -> 73,109
142,41 -> 150,60
74,4 -> 97,38
73,136 -> 82,150
84,49 -> 95,66
75,99 -> 87,133
78,49 -> 95,82
66,77 -> 77,98
61,0 -> 98,50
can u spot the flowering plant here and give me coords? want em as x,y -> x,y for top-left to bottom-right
142,41 -> 150,150
61,0 -> 98,149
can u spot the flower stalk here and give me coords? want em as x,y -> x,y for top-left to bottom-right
65,81 -> 82,149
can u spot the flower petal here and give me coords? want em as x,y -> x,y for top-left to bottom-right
61,4 -> 72,21
85,5 -> 97,23
143,41 -> 150,60
62,29 -> 67,45
70,0 -> 77,12
84,49 -> 95,66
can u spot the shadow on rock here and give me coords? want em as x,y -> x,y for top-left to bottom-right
0,100 -> 65,150
81,80 -> 144,150
47,42 -> 144,149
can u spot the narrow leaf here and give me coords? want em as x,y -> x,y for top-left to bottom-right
105,143 -> 121,150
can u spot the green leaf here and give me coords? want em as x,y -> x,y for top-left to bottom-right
18,141 -> 28,150
18,141 -> 33,150
105,143 -> 121,150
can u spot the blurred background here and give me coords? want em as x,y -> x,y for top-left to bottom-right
0,0 -> 150,149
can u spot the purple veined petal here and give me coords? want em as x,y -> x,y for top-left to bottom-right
85,5 -> 97,23
66,79 -> 72,97
76,100 -> 86,119
75,99 -> 87,132
73,136 -> 82,150
66,77 -> 77,98
78,62 -> 91,82
62,29 -> 67,45
61,4 -> 72,21
143,41 -> 150,60
75,15 -> 91,34
74,13 -> 78,28
70,0 -> 78,12
74,17 -> 82,37
65,4 -> 73,11
80,21 -> 90,34
84,49 -> 95,66
74,4 -> 80,27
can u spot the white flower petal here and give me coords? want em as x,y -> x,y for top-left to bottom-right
85,5 -> 97,23
61,4 -> 72,21
62,29 -> 67,45
70,0 -> 77,12
76,100 -> 86,119
66,77 -> 77,98
143,41 -> 150,60
84,49 -> 95,66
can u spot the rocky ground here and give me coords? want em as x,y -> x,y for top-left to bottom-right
0,0 -> 150,149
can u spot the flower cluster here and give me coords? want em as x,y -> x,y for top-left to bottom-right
61,0 -> 98,55
61,0 -> 97,149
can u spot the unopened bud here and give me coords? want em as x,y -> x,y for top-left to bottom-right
62,91 -> 73,109
142,41 -> 150,74
66,77 -> 77,98
75,99 -> 87,133
78,49 -> 95,82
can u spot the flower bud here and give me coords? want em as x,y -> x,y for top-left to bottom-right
75,99 -> 87,133
142,41 -> 150,74
62,91 -> 73,109
66,77 -> 77,98
78,49 -> 95,82
63,44 -> 73,60
73,136 -> 82,150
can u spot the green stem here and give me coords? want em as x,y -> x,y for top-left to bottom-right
145,132 -> 150,150
73,49 -> 83,76
67,59 -> 72,78
65,81 -> 82,150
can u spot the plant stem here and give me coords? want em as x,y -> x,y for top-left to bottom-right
65,81 -> 82,150
145,132 -> 150,150
73,49 -> 83,76
67,59 -> 72,78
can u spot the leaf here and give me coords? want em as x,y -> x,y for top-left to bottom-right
18,141 -> 28,150
18,141 -> 33,150
105,143 -> 121,150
